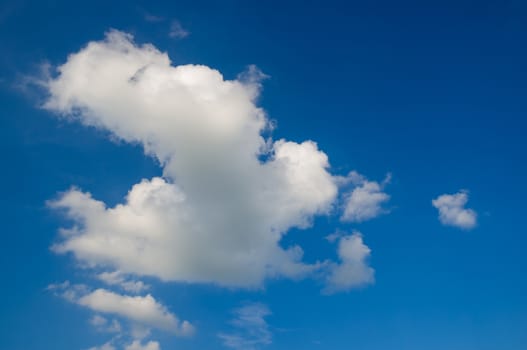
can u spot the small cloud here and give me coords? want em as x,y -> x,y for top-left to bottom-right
323,232 -> 375,294
79,289 -> 194,336
340,171 -> 391,223
218,303 -> 272,350
432,190 -> 477,230
169,20 -> 189,39
48,282 -> 193,337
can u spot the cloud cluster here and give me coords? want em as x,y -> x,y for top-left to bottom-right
432,190 -> 477,230
42,30 -> 384,349
340,171 -> 391,222
45,30 -> 339,288
218,303 -> 272,350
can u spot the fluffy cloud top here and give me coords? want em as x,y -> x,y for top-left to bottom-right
218,303 -> 272,350
432,190 -> 477,230
45,30 -> 339,288
340,171 -> 391,223
324,232 -> 375,294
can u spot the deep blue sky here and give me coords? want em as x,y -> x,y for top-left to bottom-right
1,1 -> 526,349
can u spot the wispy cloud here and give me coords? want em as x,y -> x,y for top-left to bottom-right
168,20 -> 189,39
139,9 -> 188,39
219,303 -> 272,350
143,13 -> 164,23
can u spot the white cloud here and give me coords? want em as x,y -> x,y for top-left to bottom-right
44,30 -> 339,289
323,232 -> 375,294
78,289 -> 194,336
125,340 -> 160,350
168,20 -> 189,39
49,282 -> 193,337
340,171 -> 391,223
97,271 -> 150,293
432,190 -> 477,230
218,303 -> 272,350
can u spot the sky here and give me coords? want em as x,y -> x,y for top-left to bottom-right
1,0 -> 526,349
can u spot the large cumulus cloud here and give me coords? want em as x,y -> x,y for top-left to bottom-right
44,30 -> 348,288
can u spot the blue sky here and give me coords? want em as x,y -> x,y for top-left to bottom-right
1,1 -> 527,349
